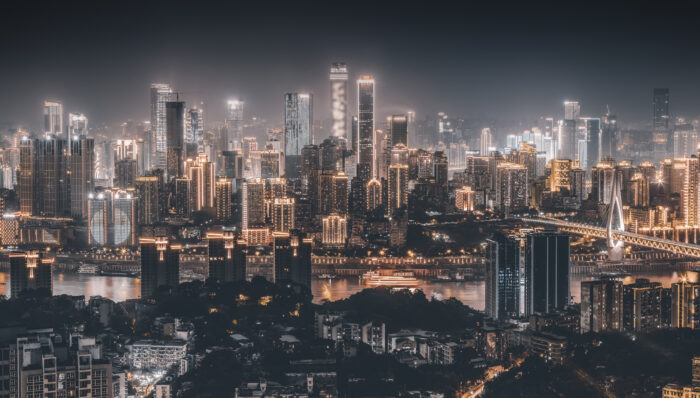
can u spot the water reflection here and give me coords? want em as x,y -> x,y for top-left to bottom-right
0,271 -> 685,308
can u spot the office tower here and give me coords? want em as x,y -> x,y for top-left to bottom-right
273,230 -> 312,288
366,178 -> 382,212
580,279 -> 623,333
69,135 -> 94,218
480,128 -> 492,156
207,231 -> 246,282
242,179 -> 266,230
225,100 -> 244,150
284,93 -> 314,157
319,171 -> 349,215
186,107 -> 204,151
357,75 -> 375,180
88,192 -> 110,246
583,118 -> 601,170
215,177 -> 233,222
330,62 -> 349,139
140,237 -> 180,298
43,100 -> 63,135
113,190 -> 137,247
322,213 -> 347,247
135,176 -> 160,225
68,112 -> 88,137
497,163 -> 528,215
653,88 -> 670,132
673,123 -> 698,159
150,83 -> 173,170
671,272 -> 700,329
10,251 -> 53,297
272,197 -> 295,232
525,231 -> 570,316
485,233 -> 521,320
455,186 -> 474,211
623,279 -> 663,332
174,178 -> 193,217
387,114 -> 408,147
165,100 -> 186,179
387,164 -> 408,216
600,110 -> 618,159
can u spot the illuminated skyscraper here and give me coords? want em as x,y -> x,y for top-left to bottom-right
112,190 -> 137,247
68,112 -> 88,137
70,135 -> 94,218
366,178 -> 382,212
673,123 -> 698,159
175,177 -> 193,217
600,109 -> 618,159
525,231 -> 570,316
166,100 -> 186,179
357,75 -> 375,180
387,164 -> 408,216
681,157 -> 699,229
284,93 -> 314,157
185,154 -> 215,211
322,213 -> 347,247
242,179 -> 266,230
622,278 -> 663,332
186,107 -> 204,151
319,171 -> 348,215
670,272 -> 700,329
226,100 -> 244,150
272,197 -> 295,232
485,233 -> 520,320
580,279 -> 623,333
207,231 -> 246,282
583,117 -> 601,170
215,177 -> 232,222
150,83 -> 173,170
135,176 -> 160,225
455,186 -> 474,212
140,237 -> 180,298
558,101 -> 579,161
330,63 -> 348,139
88,192 -> 109,246
43,100 -> 63,135
497,163 -> 528,215
20,135 -> 70,217
10,251 -> 53,297
387,114 -> 408,147
480,128 -> 492,156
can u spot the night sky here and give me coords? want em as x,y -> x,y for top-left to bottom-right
2,1 -> 700,131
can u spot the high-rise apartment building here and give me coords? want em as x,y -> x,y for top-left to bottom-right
580,279 -> 623,333
166,100 -> 186,179
322,213 -> 347,247
387,164 -> 408,216
497,162 -> 528,215
525,231 -> 570,316
207,231 -> 246,282
623,278 -> 663,332
387,114 -> 408,147
215,177 -> 233,222
10,251 -> 53,297
70,135 -> 95,218
273,230 -> 312,288
485,233 -> 521,320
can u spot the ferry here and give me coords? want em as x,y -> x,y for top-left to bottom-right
361,270 -> 420,287
77,263 -> 99,274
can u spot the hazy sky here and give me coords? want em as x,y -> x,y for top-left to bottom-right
2,1 -> 700,131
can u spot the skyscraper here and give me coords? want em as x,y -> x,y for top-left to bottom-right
583,118 -> 601,171
525,231 -> 570,316
322,213 -> 347,247
112,190 -> 137,247
272,197 -> 296,232
242,179 -> 266,230
10,251 -> 53,297
135,175 -> 160,225
140,237 -> 180,298
671,272 -> 700,329
67,112 -> 88,137
70,135 -> 94,218
43,100 -> 63,135
600,109 -> 618,160
387,164 -> 408,216
88,192 -> 110,246
215,177 -> 232,222
497,162 -> 528,215
623,278 -> 663,332
357,75 -> 375,180
558,101 -> 579,161
20,135 -> 70,217
330,63 -> 348,139
166,100 -> 186,179
480,128 -> 492,156
150,83 -> 173,170
284,93 -> 314,157
207,231 -> 246,282
225,100 -> 244,150
273,230 -> 312,288
580,279 -> 623,333
186,107 -> 204,151
485,233 -> 521,320
387,114 -> 408,147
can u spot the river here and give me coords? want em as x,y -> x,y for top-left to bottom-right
0,271 -> 686,310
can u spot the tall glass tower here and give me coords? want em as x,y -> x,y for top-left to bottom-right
284,93 -> 313,157
150,83 -> 173,170
357,75 -> 375,180
330,63 -> 348,139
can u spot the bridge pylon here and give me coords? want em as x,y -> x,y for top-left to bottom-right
606,172 -> 625,261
